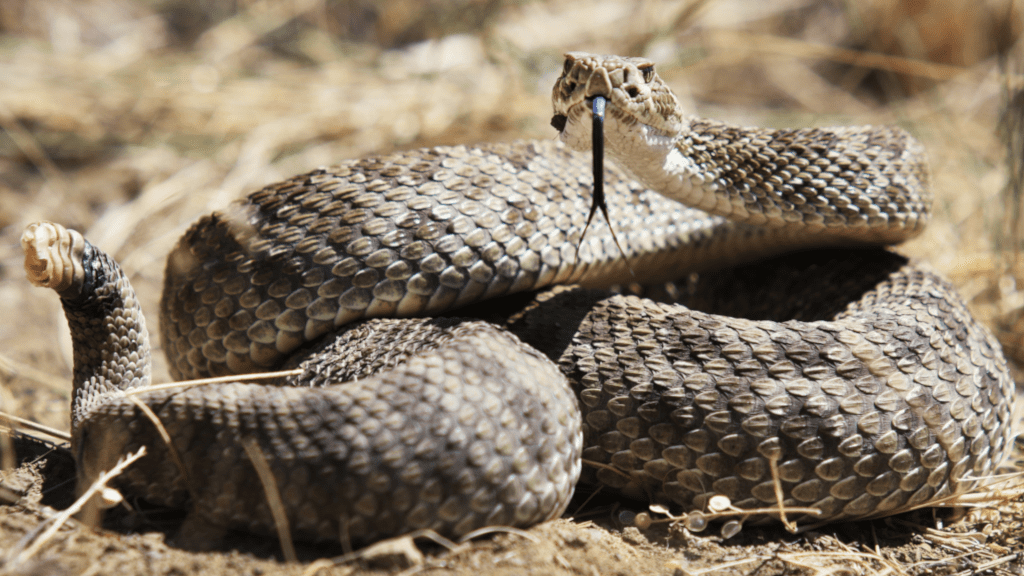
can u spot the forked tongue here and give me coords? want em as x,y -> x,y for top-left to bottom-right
576,95 -> 632,275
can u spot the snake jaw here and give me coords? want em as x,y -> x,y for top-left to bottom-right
21,221 -> 86,298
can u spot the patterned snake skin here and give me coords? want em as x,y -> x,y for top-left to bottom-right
21,53 -> 1014,546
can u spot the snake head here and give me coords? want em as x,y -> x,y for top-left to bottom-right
551,52 -> 684,154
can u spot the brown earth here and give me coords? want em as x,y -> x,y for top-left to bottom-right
1,1 -> 1024,574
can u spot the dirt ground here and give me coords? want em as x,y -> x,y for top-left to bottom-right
2,0 -> 1024,574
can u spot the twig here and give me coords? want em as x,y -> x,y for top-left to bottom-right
0,411 -> 71,442
123,368 -> 302,397
5,446 -> 146,567
571,484 -> 605,518
690,556 -> 770,575
768,454 -> 798,533
241,437 -> 296,563
581,458 -> 632,480
330,529 -> 457,565
707,29 -> 971,81
458,525 -> 539,544
127,397 -> 193,500
954,553 -> 1019,576
299,558 -> 338,576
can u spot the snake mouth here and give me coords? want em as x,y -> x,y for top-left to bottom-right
553,91 -> 677,152
550,93 -> 604,134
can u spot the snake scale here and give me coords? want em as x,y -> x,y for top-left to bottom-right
21,53 -> 1014,546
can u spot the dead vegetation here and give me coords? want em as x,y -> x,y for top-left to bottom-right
1,0 -> 1024,574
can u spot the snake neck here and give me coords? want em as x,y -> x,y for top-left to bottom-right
552,52 -> 932,245
22,222 -> 152,430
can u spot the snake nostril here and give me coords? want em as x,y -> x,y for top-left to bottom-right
626,86 -> 639,98
551,114 -> 567,132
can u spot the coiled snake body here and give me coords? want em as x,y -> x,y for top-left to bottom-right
22,53 -> 1014,545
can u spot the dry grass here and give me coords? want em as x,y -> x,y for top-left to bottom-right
2,446 -> 146,569
0,0 -> 1023,575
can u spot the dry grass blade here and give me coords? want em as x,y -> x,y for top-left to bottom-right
126,397 -> 193,502
689,556 -> 771,575
0,411 -> 71,442
954,553 -> 1019,576
123,368 -> 303,397
0,484 -> 24,506
903,473 -> 1024,511
299,558 -> 346,576
570,483 -> 605,518
778,549 -> 906,576
3,446 -> 146,568
241,436 -> 296,563
458,525 -> 539,544
581,458 -> 631,480
707,29 -> 969,81
768,454 -> 798,533
328,529 -> 456,567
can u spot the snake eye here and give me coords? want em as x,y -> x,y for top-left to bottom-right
640,64 -> 654,83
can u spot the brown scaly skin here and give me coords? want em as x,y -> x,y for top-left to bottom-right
23,221 -> 582,545
505,250 -> 1013,523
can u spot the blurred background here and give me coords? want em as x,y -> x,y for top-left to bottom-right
0,0 -> 1021,434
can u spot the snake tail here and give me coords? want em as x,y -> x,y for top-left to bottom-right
21,222 -> 153,426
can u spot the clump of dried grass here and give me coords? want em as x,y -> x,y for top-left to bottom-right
834,0 -> 1021,97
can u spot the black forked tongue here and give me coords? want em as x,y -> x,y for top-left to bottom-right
576,96 -> 632,274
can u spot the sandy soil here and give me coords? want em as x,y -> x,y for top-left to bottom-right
1,1 -> 1023,574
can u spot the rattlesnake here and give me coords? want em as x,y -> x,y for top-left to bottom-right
21,53 -> 1013,546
